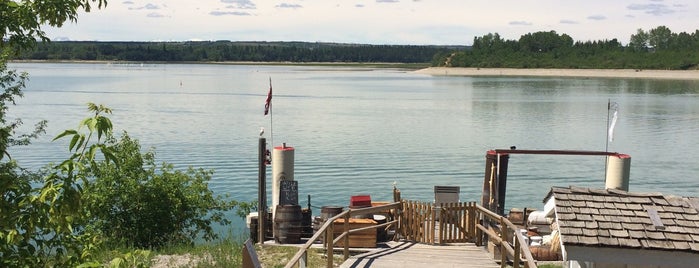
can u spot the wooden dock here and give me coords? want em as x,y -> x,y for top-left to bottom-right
339,241 -> 499,268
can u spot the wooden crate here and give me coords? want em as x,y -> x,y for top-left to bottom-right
333,218 -> 377,248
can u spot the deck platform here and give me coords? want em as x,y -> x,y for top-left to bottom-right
339,240 -> 499,268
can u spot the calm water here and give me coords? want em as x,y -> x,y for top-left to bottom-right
7,63 -> 699,230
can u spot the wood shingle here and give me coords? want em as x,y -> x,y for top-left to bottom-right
548,186 -> 699,253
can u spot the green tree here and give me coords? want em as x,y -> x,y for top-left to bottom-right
2,2 -> 108,265
648,25 -> 673,50
83,131 -> 236,248
629,28 -> 649,51
1,0 -> 107,52
1,102 -> 115,267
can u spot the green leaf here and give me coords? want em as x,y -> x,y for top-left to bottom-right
6,230 -> 17,244
75,135 -> 86,152
102,149 -> 119,167
69,134 -> 80,151
96,116 -> 112,140
53,129 -> 78,141
77,261 -> 102,268
109,257 -> 124,268
87,102 -> 98,112
87,145 -> 97,161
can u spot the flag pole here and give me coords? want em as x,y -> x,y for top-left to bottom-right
605,99 -> 610,153
604,99 -> 612,180
604,99 -> 610,179
269,77 -> 273,150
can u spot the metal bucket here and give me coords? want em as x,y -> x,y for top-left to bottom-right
320,206 -> 344,221
373,215 -> 388,242
350,205 -> 372,219
274,204 -> 302,244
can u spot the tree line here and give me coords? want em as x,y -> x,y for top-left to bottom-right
16,41 -> 459,63
438,26 -> 699,70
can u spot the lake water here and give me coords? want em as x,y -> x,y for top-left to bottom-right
7,63 -> 699,231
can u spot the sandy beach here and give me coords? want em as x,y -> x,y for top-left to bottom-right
415,67 -> 699,80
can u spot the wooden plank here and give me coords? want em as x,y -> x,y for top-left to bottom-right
242,239 -> 262,268
340,241 -> 499,268
647,207 -> 666,230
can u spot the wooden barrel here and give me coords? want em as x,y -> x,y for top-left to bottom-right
530,246 -> 560,261
274,205 -> 302,244
316,206 -> 344,242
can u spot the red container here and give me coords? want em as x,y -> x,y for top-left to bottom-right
350,195 -> 372,207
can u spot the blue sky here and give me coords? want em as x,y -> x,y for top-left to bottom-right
44,0 -> 699,45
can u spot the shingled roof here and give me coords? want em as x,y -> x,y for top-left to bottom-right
546,186 -> 699,252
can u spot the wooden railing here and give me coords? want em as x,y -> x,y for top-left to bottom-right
283,202 -> 402,268
438,202 -> 476,243
282,201 -> 536,268
474,204 -> 537,268
400,201 -> 476,244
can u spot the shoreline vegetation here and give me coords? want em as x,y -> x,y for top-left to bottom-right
13,60 -> 699,81
415,67 -> 699,81
10,59 -> 431,69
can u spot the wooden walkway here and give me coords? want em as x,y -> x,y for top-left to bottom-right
339,241 -> 499,268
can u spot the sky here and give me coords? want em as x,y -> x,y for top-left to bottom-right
44,0 -> 699,45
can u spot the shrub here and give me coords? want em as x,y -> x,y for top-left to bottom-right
83,132 -> 236,248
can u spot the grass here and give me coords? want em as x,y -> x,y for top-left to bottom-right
256,244 -> 345,268
93,234 -> 345,268
537,263 -> 563,268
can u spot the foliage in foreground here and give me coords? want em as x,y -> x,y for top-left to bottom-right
3,0 -> 244,266
1,97 -> 238,266
0,91 -> 112,267
84,131 -> 236,248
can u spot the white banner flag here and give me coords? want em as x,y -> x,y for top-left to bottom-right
608,110 -> 618,142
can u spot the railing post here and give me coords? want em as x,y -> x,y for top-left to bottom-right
299,251 -> 307,268
499,217 -> 508,268
405,201 -> 412,241
326,222 -> 334,268
395,200 -> 402,241
343,213 -> 350,260
466,202 -> 478,242
431,202 -> 436,244
475,207 -> 483,246
436,203 -> 441,245
513,235 -> 521,268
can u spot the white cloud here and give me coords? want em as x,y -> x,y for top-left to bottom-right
210,10 -> 252,16
40,0 -> 699,45
276,3 -> 303,9
146,12 -> 165,18
221,0 -> 256,9
587,15 -> 606,20
509,21 -> 532,26
627,3 -> 675,15
129,3 -> 160,10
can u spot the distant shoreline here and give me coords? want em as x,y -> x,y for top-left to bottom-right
10,61 -> 699,80
9,60 -> 428,69
415,67 -> 699,81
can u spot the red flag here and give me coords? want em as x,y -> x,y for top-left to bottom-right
264,78 -> 272,116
